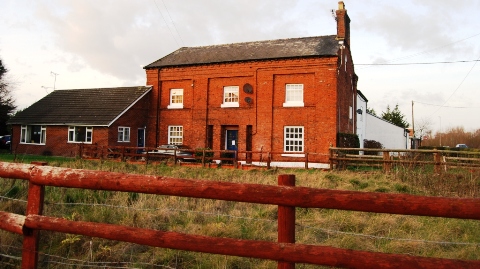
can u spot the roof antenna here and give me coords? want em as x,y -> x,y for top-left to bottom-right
41,71 -> 59,93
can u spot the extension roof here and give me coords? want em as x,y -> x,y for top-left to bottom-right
9,86 -> 151,126
144,35 -> 340,68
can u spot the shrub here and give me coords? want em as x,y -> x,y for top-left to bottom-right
337,133 -> 360,148
363,139 -> 383,155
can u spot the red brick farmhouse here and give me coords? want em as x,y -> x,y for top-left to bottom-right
143,2 -> 357,167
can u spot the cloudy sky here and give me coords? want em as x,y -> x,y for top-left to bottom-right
1,0 -> 479,133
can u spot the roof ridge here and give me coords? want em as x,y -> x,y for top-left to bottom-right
144,35 -> 339,69
183,35 -> 337,49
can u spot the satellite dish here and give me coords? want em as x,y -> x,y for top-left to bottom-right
244,97 -> 253,104
243,83 -> 253,94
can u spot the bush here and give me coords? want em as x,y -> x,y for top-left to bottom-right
337,133 -> 360,148
363,139 -> 383,155
337,133 -> 360,155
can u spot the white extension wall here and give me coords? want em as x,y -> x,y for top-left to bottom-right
365,113 -> 410,149
356,93 -> 367,149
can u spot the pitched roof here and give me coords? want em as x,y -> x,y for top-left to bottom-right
145,35 -> 339,69
9,86 -> 151,126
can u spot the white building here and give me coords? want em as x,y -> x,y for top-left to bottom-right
357,91 -> 410,150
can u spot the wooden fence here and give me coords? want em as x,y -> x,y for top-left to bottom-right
330,147 -> 480,172
78,145 -> 327,169
1,162 -> 479,268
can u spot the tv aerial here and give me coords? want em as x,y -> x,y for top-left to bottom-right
42,71 -> 59,93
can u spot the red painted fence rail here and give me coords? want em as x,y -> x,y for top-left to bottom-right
0,162 -> 479,268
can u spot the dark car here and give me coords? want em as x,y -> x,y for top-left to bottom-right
0,135 -> 11,149
147,144 -> 195,161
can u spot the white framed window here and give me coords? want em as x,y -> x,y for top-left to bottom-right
68,126 -> 93,143
167,88 -> 184,109
20,125 -> 46,145
283,84 -> 304,107
221,86 -> 239,108
284,126 -> 304,152
168,125 -> 183,145
118,127 -> 130,142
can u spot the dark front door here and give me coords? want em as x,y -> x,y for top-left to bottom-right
226,130 -> 238,150
137,129 -> 145,148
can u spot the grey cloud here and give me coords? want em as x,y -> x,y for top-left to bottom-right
33,0 -> 337,82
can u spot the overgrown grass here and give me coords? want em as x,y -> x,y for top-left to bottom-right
0,153 -> 479,268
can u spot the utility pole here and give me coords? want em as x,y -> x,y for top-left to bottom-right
411,100 -> 415,138
439,116 -> 442,146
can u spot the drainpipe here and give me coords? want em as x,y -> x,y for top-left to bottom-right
155,69 -> 161,147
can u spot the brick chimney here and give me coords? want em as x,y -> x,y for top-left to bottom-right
336,1 -> 351,46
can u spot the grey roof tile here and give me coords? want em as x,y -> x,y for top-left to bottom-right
9,86 -> 151,126
145,35 -> 339,68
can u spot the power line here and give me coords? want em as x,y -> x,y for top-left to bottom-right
425,53 -> 480,118
152,0 -> 181,47
160,0 -> 184,47
413,100 -> 480,109
356,59 -> 480,66
357,32 -> 480,70
363,32 -> 480,66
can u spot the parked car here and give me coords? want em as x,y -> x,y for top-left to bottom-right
147,144 -> 195,161
0,135 -> 11,149
455,144 -> 468,149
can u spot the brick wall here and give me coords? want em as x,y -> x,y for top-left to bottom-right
108,91 -> 151,147
146,56 -> 357,163
11,93 -> 151,157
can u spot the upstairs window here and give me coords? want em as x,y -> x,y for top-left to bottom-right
168,125 -> 183,145
284,126 -> 304,152
283,84 -> 304,107
221,86 -> 239,108
168,88 -> 184,109
20,125 -> 46,144
68,126 -> 92,143
118,127 -> 130,142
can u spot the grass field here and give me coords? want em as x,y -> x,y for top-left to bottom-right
0,152 -> 479,268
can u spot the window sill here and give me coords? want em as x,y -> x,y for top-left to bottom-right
221,103 -> 239,108
20,143 -> 45,145
167,105 -> 184,109
68,142 -> 93,144
281,153 -> 305,157
282,102 -> 304,107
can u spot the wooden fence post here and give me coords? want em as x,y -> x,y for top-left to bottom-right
234,151 -> 238,169
434,152 -> 443,174
267,152 -> 271,170
383,151 -> 391,173
278,174 -> 295,269
305,153 -> 309,169
329,148 -> 334,170
78,144 -> 82,158
22,162 -> 46,269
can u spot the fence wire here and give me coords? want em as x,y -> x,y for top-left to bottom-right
1,194 -> 477,247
